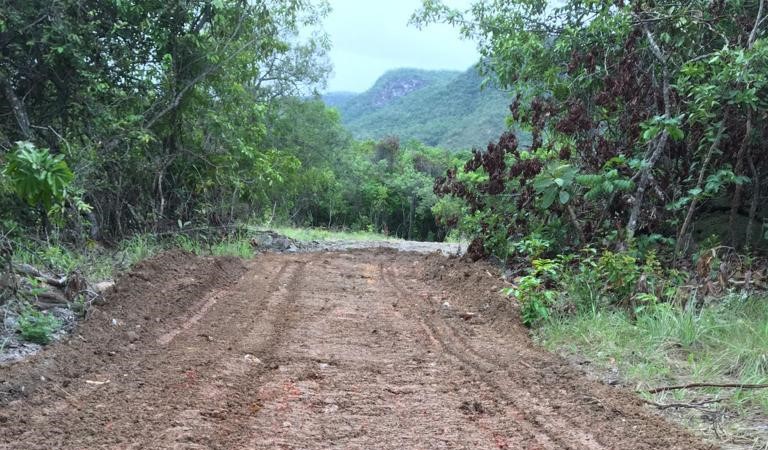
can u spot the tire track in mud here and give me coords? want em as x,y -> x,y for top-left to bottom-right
244,253 -> 532,450
383,260 -> 711,450
380,264 -> 586,450
156,258 -> 294,347
376,261 -> 552,449
157,258 -> 310,449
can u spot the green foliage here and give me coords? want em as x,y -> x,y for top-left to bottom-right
640,116 -> 685,143
595,251 -> 642,305
415,0 -> 768,255
533,164 -> 578,209
504,258 -> 563,327
0,0 -> 332,238
501,243 -> 687,324
511,235 -> 552,259
18,305 -> 61,345
576,165 -> 634,201
260,103 -> 460,240
556,248 -> 677,312
3,142 -> 74,211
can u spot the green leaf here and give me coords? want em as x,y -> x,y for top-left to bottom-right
559,190 -> 570,205
533,177 -> 554,192
667,126 -> 684,141
540,189 -> 557,209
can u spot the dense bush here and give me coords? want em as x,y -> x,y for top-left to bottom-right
417,0 -> 768,259
0,0 -> 332,239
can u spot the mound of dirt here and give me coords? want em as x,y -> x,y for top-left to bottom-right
0,250 -> 246,405
421,252 -> 523,332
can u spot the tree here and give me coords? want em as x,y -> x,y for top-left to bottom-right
0,0 -> 332,237
416,0 -> 768,257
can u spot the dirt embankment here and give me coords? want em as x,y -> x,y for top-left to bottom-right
0,249 -> 713,449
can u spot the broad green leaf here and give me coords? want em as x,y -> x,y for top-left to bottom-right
540,189 -> 557,209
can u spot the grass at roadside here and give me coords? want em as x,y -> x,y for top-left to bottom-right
10,232 -> 238,285
11,234 -> 164,282
260,225 -> 394,243
9,225 -> 395,285
534,295 -> 768,414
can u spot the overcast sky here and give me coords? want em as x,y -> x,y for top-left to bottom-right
322,0 -> 478,93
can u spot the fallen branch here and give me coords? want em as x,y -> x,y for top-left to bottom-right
12,263 -> 67,288
646,383 -> 768,394
37,289 -> 69,304
642,398 -> 722,410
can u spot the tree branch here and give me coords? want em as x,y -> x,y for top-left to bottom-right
749,0 -> 765,48
645,383 -> 768,394
626,20 -> 676,241
675,122 -> 725,258
143,33 -> 262,130
642,398 -> 722,410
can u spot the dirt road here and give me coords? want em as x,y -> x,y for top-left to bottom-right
0,249 -> 714,449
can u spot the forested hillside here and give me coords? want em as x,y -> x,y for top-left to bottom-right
325,67 -> 515,150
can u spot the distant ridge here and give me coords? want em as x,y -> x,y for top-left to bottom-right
323,67 -> 514,151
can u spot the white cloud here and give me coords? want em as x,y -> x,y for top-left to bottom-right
323,0 -> 478,92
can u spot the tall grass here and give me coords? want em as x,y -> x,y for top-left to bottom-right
536,294 -> 768,412
209,237 -> 254,258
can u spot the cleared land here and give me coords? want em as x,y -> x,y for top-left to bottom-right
0,248 -> 713,449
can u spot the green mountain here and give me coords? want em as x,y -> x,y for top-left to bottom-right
321,91 -> 357,109
324,67 -> 514,151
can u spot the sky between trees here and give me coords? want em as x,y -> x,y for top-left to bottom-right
323,0 -> 479,92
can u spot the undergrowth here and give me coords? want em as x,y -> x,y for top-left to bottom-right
9,224 -> 394,287
535,294 -> 768,414
17,304 -> 61,344
501,238 -> 768,421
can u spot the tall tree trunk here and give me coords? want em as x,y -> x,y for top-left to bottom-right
674,123 -> 725,259
745,151 -> 761,248
627,22 -> 672,241
728,116 -> 752,246
408,196 -> 415,240
626,131 -> 668,240
1,77 -> 32,140
727,1 -> 763,246
566,203 -> 586,244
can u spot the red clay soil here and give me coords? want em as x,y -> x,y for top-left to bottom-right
0,249 -> 715,449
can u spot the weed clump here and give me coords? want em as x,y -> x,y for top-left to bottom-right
18,304 -> 61,344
